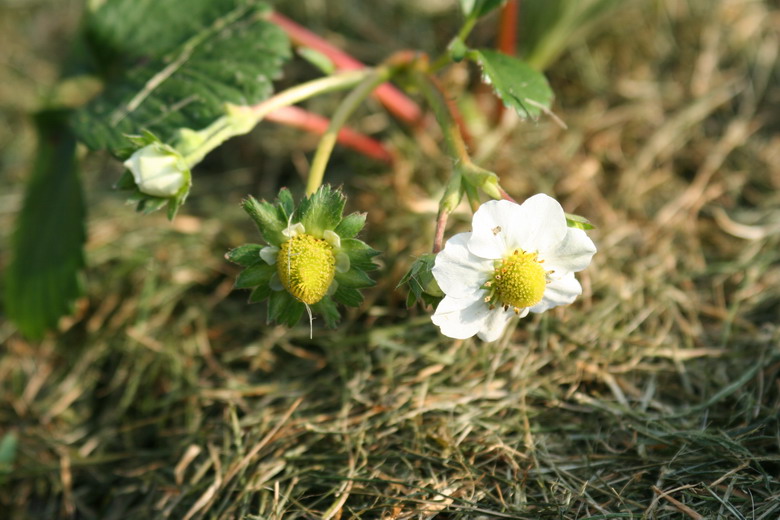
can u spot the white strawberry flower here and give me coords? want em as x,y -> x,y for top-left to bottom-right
431,194 -> 596,341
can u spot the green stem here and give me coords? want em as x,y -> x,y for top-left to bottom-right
430,11 -> 479,72
179,70 -> 370,167
412,69 -> 507,251
250,69 -> 369,120
457,12 -> 480,42
412,70 -> 471,164
305,66 -> 395,195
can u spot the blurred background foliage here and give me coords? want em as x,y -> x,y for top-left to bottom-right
1,0 -> 779,518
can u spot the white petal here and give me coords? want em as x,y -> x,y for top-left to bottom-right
335,252 -> 350,273
529,273 -> 582,313
539,227 -> 596,276
124,145 -> 187,197
467,200 -> 516,259
323,230 -> 341,248
260,246 -> 279,265
282,222 -> 305,238
433,232 -> 493,299
507,194 -> 568,254
138,172 -> 185,198
432,296 -> 491,339
476,307 -> 515,342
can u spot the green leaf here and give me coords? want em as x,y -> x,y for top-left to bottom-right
242,196 -> 286,246
72,0 -> 290,154
5,111 -> 86,339
333,286 -> 363,307
268,290 -> 305,326
225,244 -> 265,267
296,185 -> 346,237
334,212 -> 367,239
335,268 -> 375,289
469,49 -> 554,121
459,0 -> 507,18
311,298 -> 340,328
234,263 -> 275,289
565,212 -> 595,230
340,238 -> 380,272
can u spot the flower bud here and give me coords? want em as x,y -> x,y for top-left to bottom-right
123,143 -> 189,198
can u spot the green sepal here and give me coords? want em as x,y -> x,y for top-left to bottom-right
311,297 -> 340,328
277,187 -> 295,220
335,268 -> 376,289
166,191 -> 188,220
242,196 -> 286,246
405,290 -> 417,309
565,212 -> 595,230
115,169 -> 136,190
296,185 -> 346,237
249,284 -> 273,303
333,285 -> 363,307
334,212 -> 367,239
421,292 -> 443,309
225,244 -> 264,267
398,253 -> 444,308
234,263 -> 275,289
268,290 -> 305,326
136,196 -> 168,215
341,238 -> 380,272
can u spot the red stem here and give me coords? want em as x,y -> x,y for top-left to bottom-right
265,106 -> 393,163
432,209 -> 449,253
269,12 -> 423,125
495,0 -> 519,121
498,0 -> 519,55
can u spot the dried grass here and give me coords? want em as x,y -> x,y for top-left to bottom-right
1,0 -> 779,518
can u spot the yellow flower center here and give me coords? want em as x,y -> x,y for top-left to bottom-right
488,249 -> 547,310
277,233 -> 336,305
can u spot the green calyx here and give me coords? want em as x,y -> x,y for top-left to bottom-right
484,249 -> 547,311
277,233 -> 336,305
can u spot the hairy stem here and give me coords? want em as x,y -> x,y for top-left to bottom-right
305,66 -> 395,195
433,209 -> 449,254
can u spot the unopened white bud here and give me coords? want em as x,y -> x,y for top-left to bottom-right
124,144 -> 188,198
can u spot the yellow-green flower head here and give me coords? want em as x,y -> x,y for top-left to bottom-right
277,229 -> 336,305
431,194 -> 597,342
230,186 -> 379,329
489,250 -> 547,309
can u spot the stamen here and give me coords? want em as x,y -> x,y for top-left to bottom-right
484,249 -> 547,310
